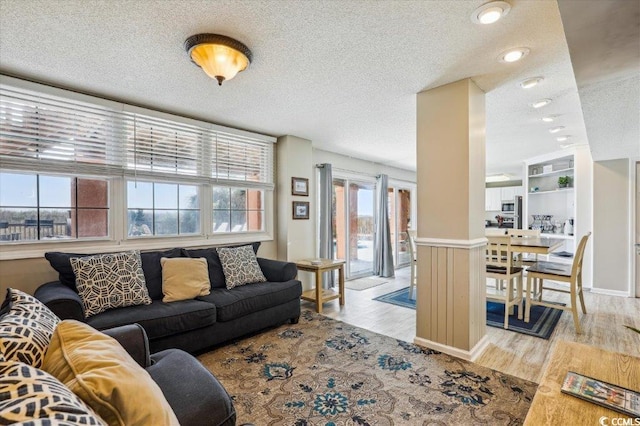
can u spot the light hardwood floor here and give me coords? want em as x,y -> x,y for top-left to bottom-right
306,266 -> 640,383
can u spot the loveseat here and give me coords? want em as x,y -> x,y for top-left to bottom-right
0,288 -> 236,426
35,243 -> 302,354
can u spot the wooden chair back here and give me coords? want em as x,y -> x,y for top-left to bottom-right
486,236 -> 511,270
571,232 -> 591,279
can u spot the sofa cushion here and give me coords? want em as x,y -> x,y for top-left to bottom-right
161,257 -> 211,303
183,242 -> 261,289
0,288 -> 60,368
141,248 -> 184,300
71,251 -> 151,317
87,299 -> 217,340
45,251 -> 90,290
0,358 -> 106,425
45,248 -> 183,297
217,245 -> 266,289
43,320 -> 179,426
198,280 -> 301,322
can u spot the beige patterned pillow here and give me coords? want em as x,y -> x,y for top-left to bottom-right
217,245 -> 267,289
70,250 -> 151,317
0,289 -> 60,368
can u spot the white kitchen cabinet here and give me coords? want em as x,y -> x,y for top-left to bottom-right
501,187 -> 516,201
485,187 -> 502,211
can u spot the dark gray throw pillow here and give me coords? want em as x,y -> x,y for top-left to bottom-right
184,242 -> 261,289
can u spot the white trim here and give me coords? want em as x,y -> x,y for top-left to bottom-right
413,335 -> 490,362
0,232 -> 274,261
415,237 -> 488,249
590,287 -> 632,298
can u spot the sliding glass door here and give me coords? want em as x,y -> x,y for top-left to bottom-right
388,187 -> 412,267
332,178 -> 375,279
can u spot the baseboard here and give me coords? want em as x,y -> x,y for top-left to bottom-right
413,335 -> 490,362
589,287 -> 631,297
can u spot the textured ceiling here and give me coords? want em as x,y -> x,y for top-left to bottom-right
0,0 -> 600,177
558,0 -> 640,162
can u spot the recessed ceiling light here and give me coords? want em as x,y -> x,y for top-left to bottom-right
498,47 -> 530,63
531,98 -> 552,108
542,115 -> 558,122
556,135 -> 571,142
520,77 -> 544,89
549,126 -> 565,133
471,1 -> 511,25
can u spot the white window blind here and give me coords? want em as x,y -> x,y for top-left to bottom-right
0,81 -> 275,188
0,86 -> 125,176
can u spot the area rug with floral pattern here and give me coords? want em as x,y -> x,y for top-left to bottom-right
198,310 -> 536,425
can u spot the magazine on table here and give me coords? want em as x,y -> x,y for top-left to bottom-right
561,371 -> 640,418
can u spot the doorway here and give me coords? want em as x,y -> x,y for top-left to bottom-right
388,187 -> 412,267
332,178 -> 375,279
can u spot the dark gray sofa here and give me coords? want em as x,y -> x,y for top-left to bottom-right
103,323 -> 236,426
35,244 -> 302,354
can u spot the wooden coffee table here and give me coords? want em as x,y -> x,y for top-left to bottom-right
295,259 -> 345,313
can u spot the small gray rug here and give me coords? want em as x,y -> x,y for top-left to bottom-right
345,276 -> 388,291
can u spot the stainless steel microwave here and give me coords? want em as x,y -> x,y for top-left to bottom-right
501,202 -> 514,212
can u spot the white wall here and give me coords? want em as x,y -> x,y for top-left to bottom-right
593,158 -> 631,294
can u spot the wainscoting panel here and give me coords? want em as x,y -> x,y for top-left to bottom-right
416,243 -> 486,354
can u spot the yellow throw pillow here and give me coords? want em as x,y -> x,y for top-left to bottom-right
42,320 -> 179,426
161,257 -> 211,303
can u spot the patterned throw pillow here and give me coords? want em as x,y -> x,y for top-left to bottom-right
70,250 -> 151,317
217,245 -> 267,289
0,289 -> 60,368
0,359 -> 106,425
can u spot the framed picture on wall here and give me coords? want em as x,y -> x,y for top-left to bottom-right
291,177 -> 309,196
292,201 -> 310,220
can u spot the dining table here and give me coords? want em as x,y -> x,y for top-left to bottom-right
509,236 -> 565,255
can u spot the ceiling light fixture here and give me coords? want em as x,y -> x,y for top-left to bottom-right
531,98 -> 552,108
520,77 -> 544,89
556,135 -> 571,142
471,1 -> 511,24
486,174 -> 510,183
560,143 -> 574,149
542,115 -> 558,122
549,126 -> 565,133
184,33 -> 252,86
498,47 -> 530,63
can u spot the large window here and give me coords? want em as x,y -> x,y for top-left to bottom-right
0,77 -> 275,250
127,181 -> 199,237
0,172 -> 109,241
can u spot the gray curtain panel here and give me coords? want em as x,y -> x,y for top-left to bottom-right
317,163 -> 335,287
373,174 -> 395,278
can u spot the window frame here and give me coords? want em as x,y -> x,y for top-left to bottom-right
0,76 -> 275,260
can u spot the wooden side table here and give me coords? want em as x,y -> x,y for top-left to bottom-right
295,259 -> 345,313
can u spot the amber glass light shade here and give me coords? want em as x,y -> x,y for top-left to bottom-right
185,34 -> 252,86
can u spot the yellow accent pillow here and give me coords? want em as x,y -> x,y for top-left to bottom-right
161,257 -> 211,303
42,320 -> 179,426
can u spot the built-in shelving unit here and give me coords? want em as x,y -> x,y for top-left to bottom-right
525,154 -> 576,263
523,145 -> 592,285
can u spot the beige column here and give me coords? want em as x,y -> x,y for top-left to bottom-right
413,79 -> 488,361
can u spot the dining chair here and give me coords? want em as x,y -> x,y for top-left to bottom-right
525,232 -> 591,333
507,228 -> 541,266
485,236 -> 524,329
407,230 -> 417,300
